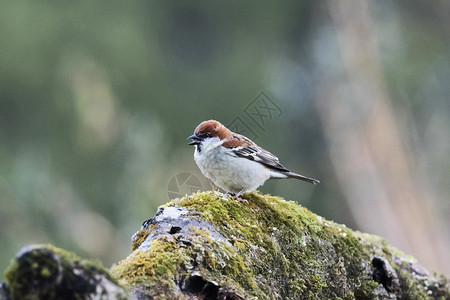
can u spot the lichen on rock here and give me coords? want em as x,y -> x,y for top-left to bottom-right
111,191 -> 449,299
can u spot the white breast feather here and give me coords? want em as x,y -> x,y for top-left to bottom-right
194,137 -> 270,193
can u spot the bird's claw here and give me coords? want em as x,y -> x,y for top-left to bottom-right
225,190 -> 247,202
236,197 -> 248,203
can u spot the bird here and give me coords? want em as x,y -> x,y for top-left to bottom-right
187,120 -> 319,198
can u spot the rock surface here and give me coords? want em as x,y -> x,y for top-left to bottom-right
2,191 -> 449,299
2,244 -> 127,300
111,191 -> 449,299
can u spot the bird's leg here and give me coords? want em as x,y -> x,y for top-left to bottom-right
233,190 -> 248,202
223,191 -> 235,198
209,180 -> 217,192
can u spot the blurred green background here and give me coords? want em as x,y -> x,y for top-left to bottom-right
1,0 -> 449,279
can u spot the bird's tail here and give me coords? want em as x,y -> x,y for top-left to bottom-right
284,172 -> 320,185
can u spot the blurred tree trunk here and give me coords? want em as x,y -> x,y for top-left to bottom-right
314,0 -> 450,275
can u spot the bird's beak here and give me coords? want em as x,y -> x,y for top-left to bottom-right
187,134 -> 201,146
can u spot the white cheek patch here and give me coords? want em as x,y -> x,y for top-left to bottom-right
200,137 -> 223,153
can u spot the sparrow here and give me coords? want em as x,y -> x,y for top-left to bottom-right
187,120 -> 319,198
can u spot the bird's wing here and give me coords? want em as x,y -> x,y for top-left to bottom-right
222,134 -> 290,172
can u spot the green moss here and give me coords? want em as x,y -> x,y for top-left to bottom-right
4,244 -> 122,300
353,280 -> 379,299
112,236 -> 185,290
131,226 -> 154,251
353,231 -> 448,299
116,191 -> 448,299
112,225 -> 255,298
45,244 -> 116,284
160,191 -> 378,298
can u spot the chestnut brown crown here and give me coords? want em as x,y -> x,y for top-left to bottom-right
193,120 -> 231,140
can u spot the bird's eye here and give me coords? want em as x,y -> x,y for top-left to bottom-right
198,132 -> 211,138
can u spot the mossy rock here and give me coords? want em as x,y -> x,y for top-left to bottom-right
3,244 -> 127,300
111,191 -> 449,299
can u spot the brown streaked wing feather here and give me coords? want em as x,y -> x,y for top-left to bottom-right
223,134 -> 290,172
221,134 -> 254,148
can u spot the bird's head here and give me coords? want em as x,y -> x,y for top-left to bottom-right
187,120 -> 231,151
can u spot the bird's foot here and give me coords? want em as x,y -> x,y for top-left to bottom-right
232,190 -> 248,202
224,192 -> 237,198
209,180 -> 218,192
